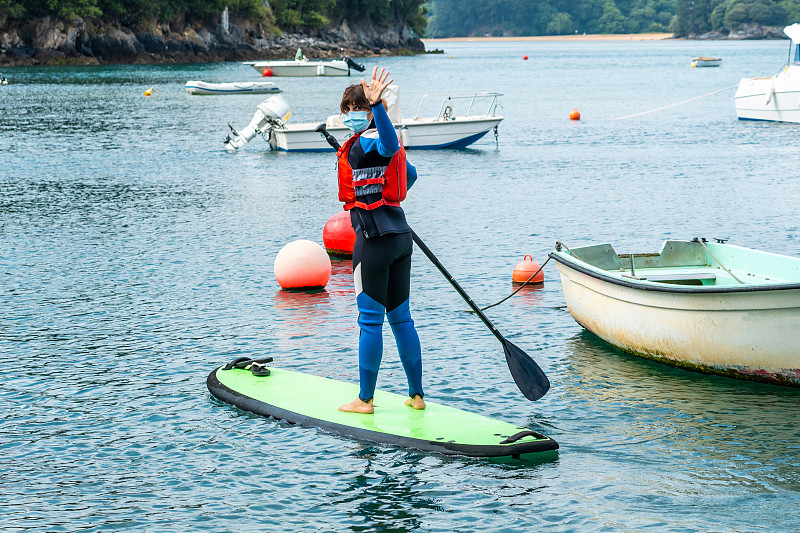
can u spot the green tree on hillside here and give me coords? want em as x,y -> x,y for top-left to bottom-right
0,0 -> 427,35
423,0 -> 797,37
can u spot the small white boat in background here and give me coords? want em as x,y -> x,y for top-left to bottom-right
244,48 -> 365,77
223,88 -> 504,152
734,23 -> 800,123
690,57 -> 722,67
185,80 -> 281,95
550,238 -> 800,387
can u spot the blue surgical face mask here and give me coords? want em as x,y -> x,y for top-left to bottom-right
343,111 -> 370,133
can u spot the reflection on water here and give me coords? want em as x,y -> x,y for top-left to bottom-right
562,330 -> 800,492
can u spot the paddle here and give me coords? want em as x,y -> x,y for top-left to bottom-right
410,232 -> 549,401
313,124 -> 550,400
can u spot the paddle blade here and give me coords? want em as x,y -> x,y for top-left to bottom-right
503,340 -> 550,401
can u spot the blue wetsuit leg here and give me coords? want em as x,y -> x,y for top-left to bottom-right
352,230 -> 423,401
355,292 -> 384,402
387,299 -> 423,399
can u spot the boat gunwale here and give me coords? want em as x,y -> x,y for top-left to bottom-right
549,250 -> 800,294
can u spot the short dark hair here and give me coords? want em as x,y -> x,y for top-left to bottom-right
340,84 -> 369,114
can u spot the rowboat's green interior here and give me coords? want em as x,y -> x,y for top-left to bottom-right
564,240 -> 800,286
215,367 -> 549,448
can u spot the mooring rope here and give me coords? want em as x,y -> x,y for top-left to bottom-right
614,83 -> 739,120
694,238 -> 746,284
467,256 -> 552,313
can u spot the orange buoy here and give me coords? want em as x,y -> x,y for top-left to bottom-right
523,55 -> 528,60
274,240 -> 331,290
569,108 -> 581,120
512,255 -> 544,284
262,68 -> 273,77
322,211 -> 356,259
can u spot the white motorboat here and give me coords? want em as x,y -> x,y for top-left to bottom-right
223,89 -> 504,152
243,48 -> 365,77
734,23 -> 800,123
690,57 -> 722,67
550,239 -> 800,387
185,80 -> 281,95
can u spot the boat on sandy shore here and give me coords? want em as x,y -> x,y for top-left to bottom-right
224,89 -> 504,151
243,49 -> 365,77
549,238 -> 800,387
185,80 -> 281,95
734,23 -> 800,123
690,57 -> 722,67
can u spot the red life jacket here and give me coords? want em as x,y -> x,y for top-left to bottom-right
337,132 -> 407,211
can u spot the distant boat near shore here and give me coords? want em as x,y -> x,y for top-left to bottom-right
184,80 -> 281,95
691,57 -> 722,67
243,48 -> 365,77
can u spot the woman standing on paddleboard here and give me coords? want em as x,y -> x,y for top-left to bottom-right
337,67 -> 425,414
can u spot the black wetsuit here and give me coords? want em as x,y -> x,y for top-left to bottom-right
345,102 -> 422,402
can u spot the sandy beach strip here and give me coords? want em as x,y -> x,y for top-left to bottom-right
423,33 -> 674,43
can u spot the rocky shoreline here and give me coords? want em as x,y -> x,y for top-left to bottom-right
690,23 -> 787,40
1,18 -> 787,67
0,17 -> 425,66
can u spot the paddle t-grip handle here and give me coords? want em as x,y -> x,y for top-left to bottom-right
315,123 -> 341,150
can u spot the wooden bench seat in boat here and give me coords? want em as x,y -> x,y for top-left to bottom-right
621,271 -> 717,282
622,272 -> 717,285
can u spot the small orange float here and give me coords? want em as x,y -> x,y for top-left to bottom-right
569,108 -> 581,120
512,255 -> 544,284
262,68 -> 273,77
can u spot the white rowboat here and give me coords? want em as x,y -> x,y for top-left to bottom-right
550,239 -> 800,387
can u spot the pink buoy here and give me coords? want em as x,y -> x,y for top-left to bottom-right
274,240 -> 331,290
323,211 -> 356,259
512,255 -> 544,284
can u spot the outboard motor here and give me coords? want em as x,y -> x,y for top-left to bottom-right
342,56 -> 366,73
224,95 -> 292,150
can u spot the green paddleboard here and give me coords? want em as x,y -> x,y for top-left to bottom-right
207,362 -> 559,460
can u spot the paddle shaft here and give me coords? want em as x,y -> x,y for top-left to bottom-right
411,231 -> 504,344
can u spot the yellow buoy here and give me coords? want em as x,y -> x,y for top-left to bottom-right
144,86 -> 153,97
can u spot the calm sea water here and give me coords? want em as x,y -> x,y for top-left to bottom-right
2,39 -> 799,532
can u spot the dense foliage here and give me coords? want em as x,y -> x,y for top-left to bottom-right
675,0 -> 800,35
0,0 -> 428,35
424,0 -> 800,37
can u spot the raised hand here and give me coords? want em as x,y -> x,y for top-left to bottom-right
361,66 -> 394,105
